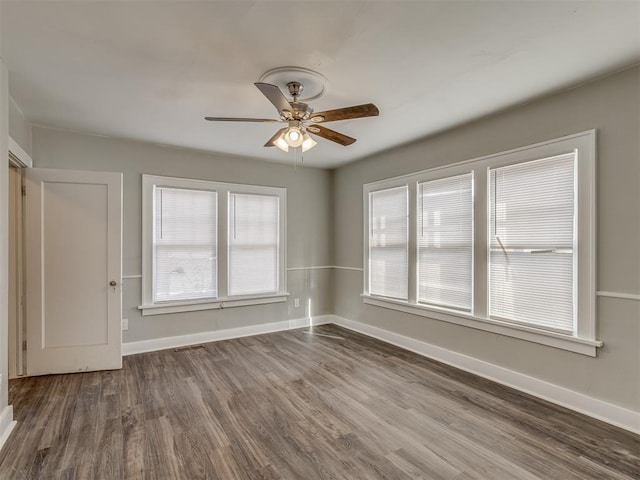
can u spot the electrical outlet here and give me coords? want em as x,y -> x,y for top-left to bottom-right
294,298 -> 300,308
122,318 -> 128,331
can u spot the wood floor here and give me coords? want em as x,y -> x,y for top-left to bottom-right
1,325 -> 638,480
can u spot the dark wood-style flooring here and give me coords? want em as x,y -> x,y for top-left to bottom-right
1,324 -> 638,479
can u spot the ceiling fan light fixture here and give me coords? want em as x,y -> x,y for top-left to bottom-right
301,133 -> 317,152
274,132 -> 289,152
284,126 -> 304,147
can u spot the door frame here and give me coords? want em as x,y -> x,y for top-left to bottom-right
7,138 -> 31,379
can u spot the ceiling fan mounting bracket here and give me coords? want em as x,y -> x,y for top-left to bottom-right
287,81 -> 303,100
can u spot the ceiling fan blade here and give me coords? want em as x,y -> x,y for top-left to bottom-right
204,117 -> 279,123
264,128 -> 288,147
307,125 -> 356,146
310,103 -> 379,123
254,82 -> 292,114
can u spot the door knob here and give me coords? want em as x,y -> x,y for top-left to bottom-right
109,280 -> 117,287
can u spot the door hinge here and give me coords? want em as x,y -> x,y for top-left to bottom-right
21,185 -> 26,196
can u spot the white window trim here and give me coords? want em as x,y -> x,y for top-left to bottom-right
141,174 -> 287,315
363,130 -> 599,356
139,293 -> 289,317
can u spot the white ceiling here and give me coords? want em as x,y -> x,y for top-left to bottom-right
2,1 -> 639,168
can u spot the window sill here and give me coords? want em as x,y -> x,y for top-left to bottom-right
139,293 -> 289,316
361,294 -> 602,356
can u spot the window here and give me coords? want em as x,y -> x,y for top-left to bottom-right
228,193 -> 280,296
489,154 -> 575,333
418,173 -> 473,312
368,186 -> 408,300
141,175 -> 287,315
154,187 -> 217,303
363,131 -> 599,356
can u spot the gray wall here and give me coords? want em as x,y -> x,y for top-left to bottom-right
28,67 -> 640,413
333,66 -> 640,412
31,127 -> 334,343
8,96 -> 30,155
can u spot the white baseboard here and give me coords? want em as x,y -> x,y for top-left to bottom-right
0,405 -> 16,452
329,315 -> 640,435
122,315 -> 332,356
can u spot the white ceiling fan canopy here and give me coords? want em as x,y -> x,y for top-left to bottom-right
259,66 -> 327,101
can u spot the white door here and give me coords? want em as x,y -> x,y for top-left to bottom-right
25,168 -> 122,375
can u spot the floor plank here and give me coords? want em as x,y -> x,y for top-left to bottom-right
1,325 -> 638,479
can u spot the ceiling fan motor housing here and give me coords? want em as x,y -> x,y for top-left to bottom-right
281,99 -> 314,122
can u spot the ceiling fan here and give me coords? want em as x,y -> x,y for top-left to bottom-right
205,81 -> 379,153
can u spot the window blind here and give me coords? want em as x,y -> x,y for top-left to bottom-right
154,187 -> 217,302
418,173 -> 473,311
369,186 -> 409,300
228,193 -> 279,296
489,153 -> 576,333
